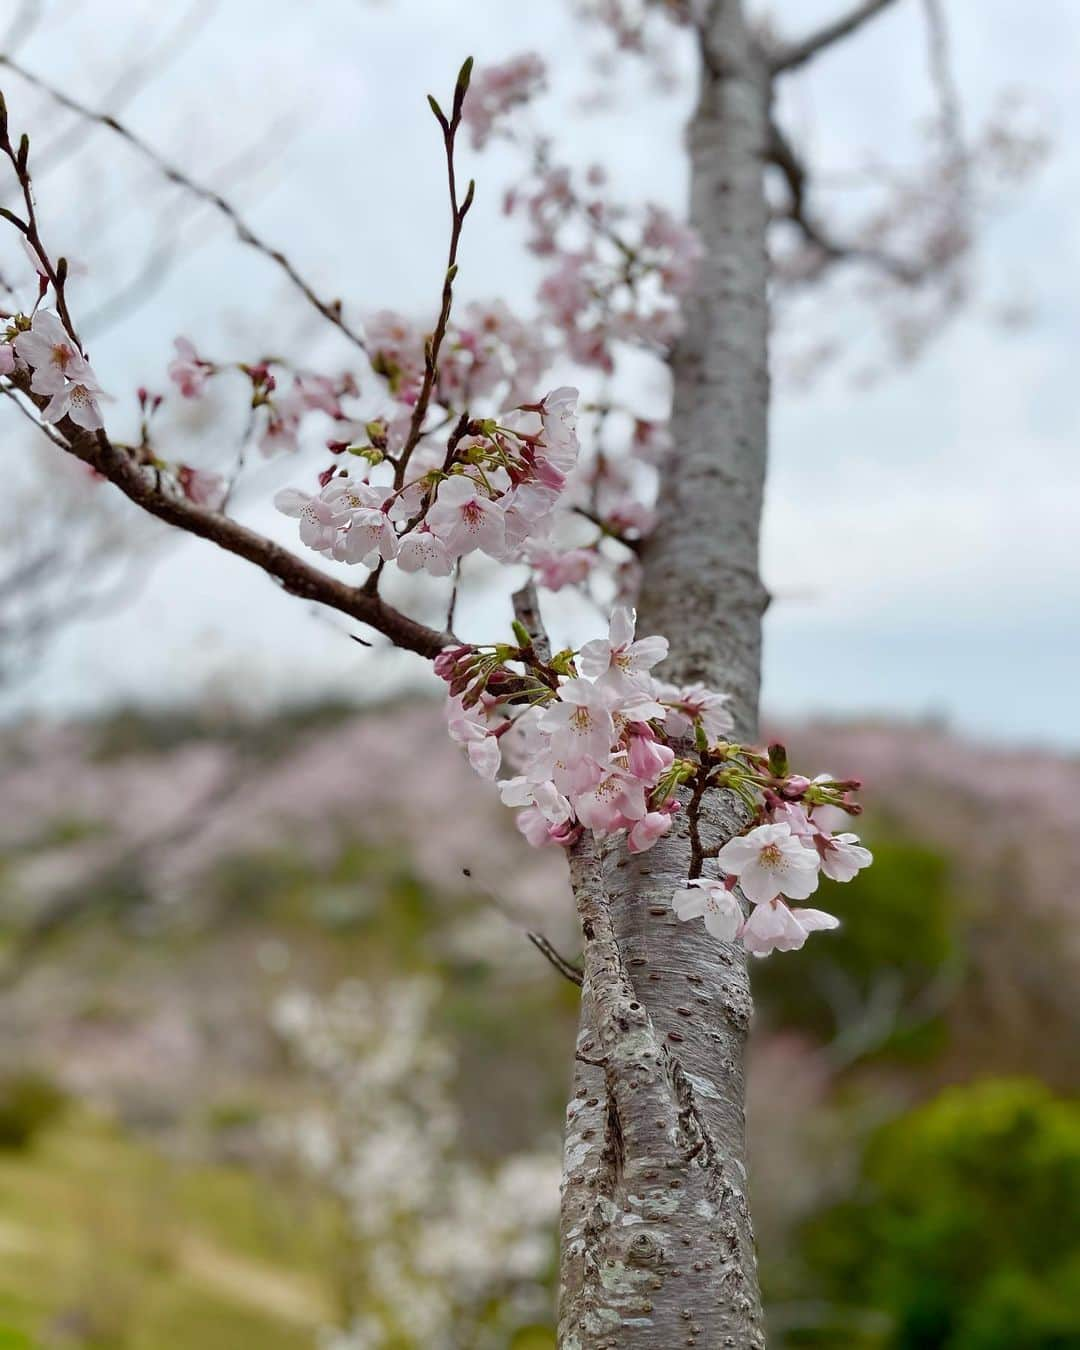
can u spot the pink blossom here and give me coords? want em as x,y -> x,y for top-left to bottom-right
445,695 -> 501,781
0,344 -> 14,376
660,682 -> 734,745
516,806 -> 579,849
537,386 -> 579,471
498,776 -> 572,826
769,801 -> 816,842
672,878 -> 742,943
427,475 -> 507,558
294,373 -> 343,418
740,899 -> 839,957
397,526 -> 454,577
538,679 -> 616,768
818,832 -> 873,882
625,724 -> 674,785
274,486 -> 345,553
715,822 -> 821,905
528,546 -> 594,591
327,484 -> 399,565
579,606 -> 668,691
177,465 -> 225,509
627,810 -> 674,853
14,310 -> 89,394
462,54 -> 546,149
168,337 -> 210,398
574,766 -> 648,835
42,376 -> 108,431
258,407 -> 301,456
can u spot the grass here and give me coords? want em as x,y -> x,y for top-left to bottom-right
0,1109 -> 343,1349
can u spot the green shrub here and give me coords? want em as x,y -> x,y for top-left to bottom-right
752,834 -> 957,1058
797,1079 -> 1080,1349
0,1072 -> 68,1151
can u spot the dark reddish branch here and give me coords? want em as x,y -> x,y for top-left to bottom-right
767,119 -> 924,285
9,378 -> 450,660
769,0 -> 903,73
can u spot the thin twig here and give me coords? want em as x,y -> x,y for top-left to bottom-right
460,867 -> 583,988
527,931 -> 584,986
394,60 -> 476,488
0,53 -> 370,355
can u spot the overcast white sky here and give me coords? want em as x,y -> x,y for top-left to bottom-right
3,0 -> 1078,747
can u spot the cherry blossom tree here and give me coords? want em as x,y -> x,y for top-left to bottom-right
0,2 -> 1043,1345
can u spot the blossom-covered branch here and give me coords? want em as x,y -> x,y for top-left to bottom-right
0,55 -> 874,965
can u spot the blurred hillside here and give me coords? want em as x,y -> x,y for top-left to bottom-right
0,701 -> 1076,1349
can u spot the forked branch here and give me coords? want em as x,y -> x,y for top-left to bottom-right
770,0 -> 903,74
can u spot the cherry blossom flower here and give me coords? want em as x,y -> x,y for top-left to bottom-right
537,385 -> 579,470
578,606 -> 668,691
445,695 -> 502,780
274,487 -> 346,553
259,407 -> 301,456
538,678 -> 616,767
715,821 -> 821,905
573,765 -> 648,835
625,723 -> 674,785
527,546 -> 594,591
769,801 -> 816,842
741,899 -> 839,957
177,465 -> 225,509
397,526 -> 454,577
42,375 -> 108,431
168,337 -> 210,398
328,485 -> 399,565
498,776 -> 572,825
462,54 -> 546,149
627,810 -> 674,853
672,878 -> 743,943
818,832 -> 873,882
14,310 -> 89,394
427,476 -> 507,558
516,806 -> 579,849
0,344 -> 14,376
660,682 -> 734,744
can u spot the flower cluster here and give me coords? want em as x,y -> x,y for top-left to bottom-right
673,805 -> 872,958
439,606 -> 872,957
3,308 -> 109,431
274,385 -> 579,575
440,606 -> 695,856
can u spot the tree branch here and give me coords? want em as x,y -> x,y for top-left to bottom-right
3,379 -> 451,660
770,0 -> 902,74
768,118 -> 924,285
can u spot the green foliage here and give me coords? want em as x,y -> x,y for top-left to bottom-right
0,1073 -> 67,1151
797,1079 -> 1080,1349
752,834 -> 957,1057
0,1111 -> 341,1349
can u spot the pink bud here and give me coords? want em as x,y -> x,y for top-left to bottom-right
434,645 -> 473,681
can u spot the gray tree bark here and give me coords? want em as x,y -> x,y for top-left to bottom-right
557,2 -> 771,1346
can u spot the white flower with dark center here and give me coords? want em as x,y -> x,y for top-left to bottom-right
715,821 -> 820,905
672,878 -> 742,943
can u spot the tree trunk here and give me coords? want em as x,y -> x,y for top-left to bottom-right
557,3 -> 771,1346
